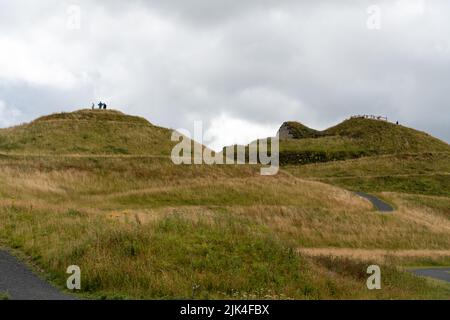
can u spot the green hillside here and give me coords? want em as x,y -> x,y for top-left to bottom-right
0,110 -> 448,300
279,121 -> 323,139
286,153 -> 450,196
0,109 -> 177,155
324,117 -> 449,154
278,118 -> 450,165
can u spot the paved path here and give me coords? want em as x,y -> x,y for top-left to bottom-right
409,267 -> 450,283
356,192 -> 394,212
0,250 -> 74,300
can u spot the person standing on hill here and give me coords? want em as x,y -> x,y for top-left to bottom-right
98,101 -> 103,109
103,103 -> 107,110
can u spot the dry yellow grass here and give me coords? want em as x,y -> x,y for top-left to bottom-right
0,154 -> 448,298
383,192 -> 450,232
0,110 -> 448,299
298,248 -> 450,262
0,158 -> 448,251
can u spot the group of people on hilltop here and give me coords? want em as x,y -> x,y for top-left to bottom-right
92,101 -> 107,110
351,114 -> 399,125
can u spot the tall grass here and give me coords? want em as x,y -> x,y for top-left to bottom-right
1,204 -> 448,299
0,110 -> 448,299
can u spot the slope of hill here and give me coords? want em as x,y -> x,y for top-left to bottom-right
0,109 -> 177,155
0,109 -> 448,300
278,118 -> 450,165
324,117 -> 449,154
278,121 -> 323,139
1,147 -> 449,299
286,152 -> 450,196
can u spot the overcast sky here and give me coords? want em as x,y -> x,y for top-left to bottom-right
0,0 -> 449,150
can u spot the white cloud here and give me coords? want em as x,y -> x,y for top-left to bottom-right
393,0 -> 427,17
0,0 -> 449,148
0,100 -> 22,127
204,114 -> 278,152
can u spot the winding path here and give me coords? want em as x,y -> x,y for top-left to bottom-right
409,267 -> 450,283
355,192 -> 394,212
0,250 -> 74,300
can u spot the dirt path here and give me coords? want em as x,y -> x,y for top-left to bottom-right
0,250 -> 74,300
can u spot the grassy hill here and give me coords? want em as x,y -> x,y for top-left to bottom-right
278,118 -> 450,165
324,117 -> 449,154
279,121 -> 323,139
0,110 -> 448,299
0,109 -> 177,155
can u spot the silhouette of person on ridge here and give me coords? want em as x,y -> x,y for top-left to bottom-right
96,101 -> 107,110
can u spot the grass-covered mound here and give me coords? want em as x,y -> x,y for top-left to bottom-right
0,109 -> 177,155
324,117 -> 449,154
279,121 -> 323,139
278,118 -> 450,165
0,110 -> 448,299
